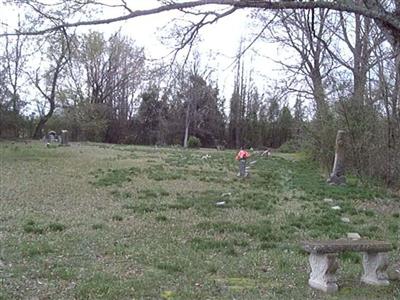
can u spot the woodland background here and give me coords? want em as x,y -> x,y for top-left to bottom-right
1,1 -> 399,187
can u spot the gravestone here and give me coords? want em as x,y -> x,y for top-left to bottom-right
47,130 -> 57,143
327,130 -> 346,185
239,159 -> 247,177
60,130 -> 69,146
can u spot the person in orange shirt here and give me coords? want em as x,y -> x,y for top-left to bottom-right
236,147 -> 250,177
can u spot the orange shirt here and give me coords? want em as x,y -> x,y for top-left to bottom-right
236,150 -> 250,160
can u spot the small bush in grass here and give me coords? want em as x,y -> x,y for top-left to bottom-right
48,222 -> 66,232
155,215 -> 168,222
156,262 -> 183,273
187,136 -> 201,148
21,241 -> 54,257
112,215 -> 123,221
278,139 -> 301,153
92,167 -> 140,187
92,223 -> 105,230
23,220 -> 45,234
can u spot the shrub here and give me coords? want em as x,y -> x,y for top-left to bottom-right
48,222 -> 66,232
278,139 -> 301,153
23,220 -> 45,234
187,136 -> 201,148
112,215 -> 123,221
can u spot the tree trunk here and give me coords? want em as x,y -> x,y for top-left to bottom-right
33,100 -> 55,139
183,100 -> 191,148
33,114 -> 52,139
32,34 -> 67,139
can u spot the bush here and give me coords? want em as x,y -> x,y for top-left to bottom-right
187,136 -> 201,148
278,139 -> 301,153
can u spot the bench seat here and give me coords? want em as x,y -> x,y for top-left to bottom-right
301,239 -> 392,293
302,239 -> 392,254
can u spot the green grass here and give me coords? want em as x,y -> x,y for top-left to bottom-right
90,167 -> 140,187
0,140 -> 399,299
23,220 -> 66,234
48,222 -> 67,232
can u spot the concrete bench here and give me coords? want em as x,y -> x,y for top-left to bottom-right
301,239 -> 392,292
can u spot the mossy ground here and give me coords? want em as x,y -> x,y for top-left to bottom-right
0,141 -> 399,299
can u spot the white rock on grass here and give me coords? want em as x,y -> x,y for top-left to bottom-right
347,232 -> 361,240
323,198 -> 334,203
341,217 -> 350,223
221,192 -> 232,197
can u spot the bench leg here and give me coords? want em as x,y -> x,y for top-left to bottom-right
361,252 -> 389,286
308,253 -> 338,292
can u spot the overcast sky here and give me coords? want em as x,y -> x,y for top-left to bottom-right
83,0 -> 288,100
1,0 -> 290,107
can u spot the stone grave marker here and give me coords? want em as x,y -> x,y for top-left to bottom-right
327,130 -> 346,185
60,130 -> 69,146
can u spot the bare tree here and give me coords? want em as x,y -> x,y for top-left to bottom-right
183,65 -> 223,147
373,41 -> 400,184
71,31 -> 145,142
262,8 -> 338,164
1,0 -> 399,117
4,32 -> 26,115
1,1 -> 399,36
330,11 -> 385,174
0,14 -> 29,137
32,33 -> 69,138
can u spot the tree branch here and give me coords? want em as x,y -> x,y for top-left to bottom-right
1,0 -> 399,40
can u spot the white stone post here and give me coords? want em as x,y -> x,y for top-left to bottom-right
327,130 -> 346,185
361,252 -> 389,285
61,130 -> 69,146
308,253 -> 339,292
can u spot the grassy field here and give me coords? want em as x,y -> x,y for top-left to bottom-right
0,140 -> 399,299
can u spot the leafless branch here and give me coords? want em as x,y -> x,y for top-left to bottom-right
1,0 -> 399,39
226,12 -> 279,70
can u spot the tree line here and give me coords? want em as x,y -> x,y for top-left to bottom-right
0,30 -> 297,148
0,1 -> 399,187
